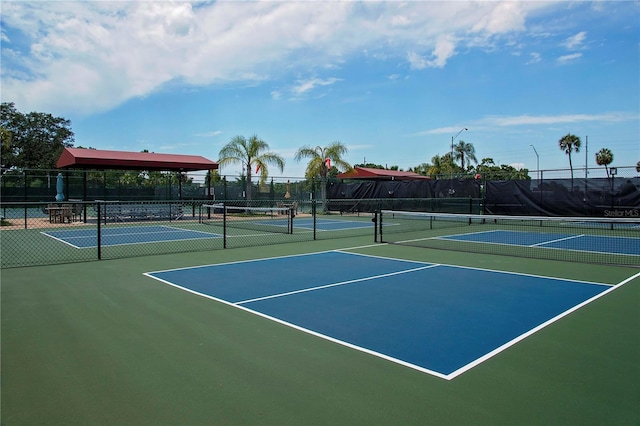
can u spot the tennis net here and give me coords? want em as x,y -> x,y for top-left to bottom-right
200,203 -> 294,235
378,210 -> 640,266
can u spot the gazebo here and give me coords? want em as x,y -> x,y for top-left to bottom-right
56,147 -> 218,200
57,148 -> 218,172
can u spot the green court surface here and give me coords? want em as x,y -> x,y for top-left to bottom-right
2,235 -> 639,425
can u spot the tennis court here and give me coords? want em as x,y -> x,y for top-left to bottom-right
379,210 -> 640,266
2,210 -> 639,424
146,250 -> 614,379
438,229 -> 640,256
42,225 -> 220,248
40,217 -> 376,250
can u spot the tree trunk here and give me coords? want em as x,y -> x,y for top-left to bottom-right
246,166 -> 252,202
568,153 -> 574,191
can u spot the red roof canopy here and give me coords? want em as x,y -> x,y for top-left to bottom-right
57,148 -> 218,172
337,167 -> 430,180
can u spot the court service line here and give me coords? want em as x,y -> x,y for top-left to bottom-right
530,234 -> 584,247
234,264 -> 441,305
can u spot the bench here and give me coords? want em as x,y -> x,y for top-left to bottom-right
95,203 -> 184,222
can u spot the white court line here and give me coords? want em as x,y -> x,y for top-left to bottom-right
39,231 -> 84,249
530,233 -> 584,247
235,263 -> 440,305
41,225 -> 221,249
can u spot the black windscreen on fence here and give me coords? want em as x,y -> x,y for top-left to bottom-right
328,177 -> 639,217
484,178 -> 640,216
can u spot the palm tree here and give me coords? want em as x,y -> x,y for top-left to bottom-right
440,152 -> 456,175
595,148 -> 614,178
218,135 -> 285,202
409,163 -> 430,176
558,133 -> 581,190
454,140 -> 477,171
294,142 -> 351,212
427,154 -> 444,178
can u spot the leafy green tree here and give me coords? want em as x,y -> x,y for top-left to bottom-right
353,163 -> 401,171
295,141 -> 351,211
453,140 -> 477,171
207,169 -> 222,184
1,126 -> 13,169
353,163 -> 385,169
595,148 -> 614,178
474,158 -> 530,180
218,135 -> 285,201
558,133 -> 581,189
1,102 -> 75,170
635,160 -> 639,173
440,152 -> 458,175
409,163 -> 431,176
427,154 -> 445,177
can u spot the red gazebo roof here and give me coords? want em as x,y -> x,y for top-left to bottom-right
57,148 -> 218,172
337,167 -> 430,180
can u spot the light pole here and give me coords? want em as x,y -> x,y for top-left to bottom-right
530,144 -> 539,180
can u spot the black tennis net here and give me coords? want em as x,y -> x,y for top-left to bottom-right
200,203 -> 294,235
378,210 -> 640,266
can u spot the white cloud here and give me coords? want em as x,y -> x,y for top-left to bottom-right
483,112 -> 637,126
563,31 -> 587,50
420,112 -> 637,134
271,77 -> 341,100
195,131 -> 223,137
471,1 -> 526,34
557,53 -> 583,64
526,52 -> 542,64
292,77 -> 341,96
1,1 -> 561,116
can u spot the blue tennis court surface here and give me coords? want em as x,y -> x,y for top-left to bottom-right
43,225 -> 220,248
440,230 -> 640,256
145,251 -> 612,379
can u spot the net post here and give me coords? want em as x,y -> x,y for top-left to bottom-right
373,211 -> 378,242
223,202 -> 227,249
378,210 -> 383,242
312,199 -> 317,240
288,206 -> 294,234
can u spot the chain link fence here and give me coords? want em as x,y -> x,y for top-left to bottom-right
1,198 -> 380,268
2,166 -> 638,268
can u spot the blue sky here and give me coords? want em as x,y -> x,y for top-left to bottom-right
1,1 -> 638,179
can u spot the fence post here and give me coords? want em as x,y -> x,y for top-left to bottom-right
97,202 -> 102,260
